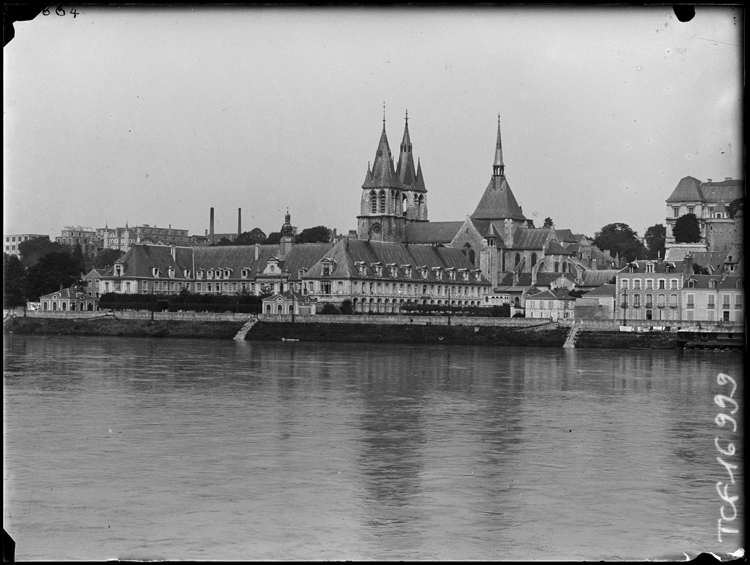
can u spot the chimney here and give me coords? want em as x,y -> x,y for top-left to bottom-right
238,208 -> 242,236
210,207 -> 215,243
170,243 -> 176,260
684,253 -> 693,274
254,243 -> 260,261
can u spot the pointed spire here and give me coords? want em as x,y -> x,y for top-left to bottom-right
493,114 -> 505,177
382,101 -> 386,131
363,118 -> 402,189
396,109 -> 418,187
412,158 -> 427,193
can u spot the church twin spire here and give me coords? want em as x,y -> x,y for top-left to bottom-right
493,114 -> 505,178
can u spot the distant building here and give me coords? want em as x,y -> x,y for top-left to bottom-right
525,288 -> 576,321
664,176 -> 744,255
55,226 -> 98,255
97,223 -> 191,253
4,233 -> 46,257
574,283 -> 616,320
39,287 -> 98,312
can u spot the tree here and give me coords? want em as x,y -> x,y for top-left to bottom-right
543,217 -> 554,228
727,197 -> 744,219
592,222 -> 648,262
18,236 -> 66,268
3,254 -> 27,308
235,228 -> 267,245
265,231 -> 282,245
643,224 -> 666,259
93,248 -> 124,270
296,226 -> 331,244
673,213 -> 701,244
71,244 -> 87,272
340,299 -> 353,315
213,237 -> 233,247
25,252 -> 85,301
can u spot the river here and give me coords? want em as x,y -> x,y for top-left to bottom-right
3,335 -> 744,560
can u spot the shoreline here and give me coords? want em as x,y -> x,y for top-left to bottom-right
3,316 -> 692,350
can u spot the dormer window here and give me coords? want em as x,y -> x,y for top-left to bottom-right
224,269 -> 231,278
197,269 -> 204,280
646,263 -> 654,273
387,263 -> 398,278
207,270 -> 214,280
432,267 -> 443,280
114,264 -> 123,277
687,280 -> 695,288
402,265 -> 413,278
184,269 -> 191,278
474,270 -> 482,282
419,266 -> 428,279
298,268 -> 307,279
459,268 -> 469,281
448,270 -> 456,282
737,280 -> 743,289
355,261 -> 366,276
323,264 -> 331,276
371,262 -> 383,277
241,269 -> 249,279
709,279 -> 717,288
168,266 -> 175,279
152,267 -> 160,278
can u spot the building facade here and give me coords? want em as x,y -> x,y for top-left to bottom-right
4,233 -> 46,257
39,287 -> 98,312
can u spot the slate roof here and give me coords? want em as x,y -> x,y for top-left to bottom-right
582,283 -> 616,298
512,228 -> 551,250
404,222 -> 463,244
302,238 -> 489,285
621,259 -> 687,274
498,272 -> 575,288
554,228 -> 578,243
666,176 -> 744,204
689,251 -> 728,273
362,127 -> 403,189
40,287 -> 88,300
545,240 -> 574,256
471,175 -> 526,221
683,274 -> 743,289
529,289 -> 576,301
581,270 -> 620,287
666,176 -> 704,203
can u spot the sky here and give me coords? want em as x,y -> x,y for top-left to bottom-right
4,5 -> 744,243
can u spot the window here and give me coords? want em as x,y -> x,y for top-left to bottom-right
688,206 -> 694,215
686,294 -> 695,309
379,190 -> 386,213
687,280 -> 695,288
735,295 -> 742,309
658,280 -> 665,290
370,191 -> 377,213
670,279 -> 678,290
645,294 -> 653,308
621,293 -> 628,307
657,294 -> 665,307
669,294 -> 678,308
321,281 -> 332,294
722,294 -> 731,309
633,294 -> 641,308
646,279 -> 654,290
621,279 -> 629,290
646,263 -> 654,273
709,279 -> 716,288
633,279 -> 641,290
673,207 -> 679,218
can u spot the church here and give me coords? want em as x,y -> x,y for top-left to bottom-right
355,112 -> 620,306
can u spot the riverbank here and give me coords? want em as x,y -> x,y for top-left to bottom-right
4,316 -> 686,349
3,316 -> 244,340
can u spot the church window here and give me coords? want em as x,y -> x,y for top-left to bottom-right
554,262 -> 560,272
371,224 -> 382,236
468,249 -> 476,265
514,253 -> 521,268
530,253 -> 537,267
379,190 -> 386,213
371,191 -> 377,213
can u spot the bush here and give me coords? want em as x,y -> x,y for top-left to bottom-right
321,303 -> 340,315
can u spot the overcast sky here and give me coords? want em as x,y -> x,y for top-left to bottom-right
4,5 -> 743,242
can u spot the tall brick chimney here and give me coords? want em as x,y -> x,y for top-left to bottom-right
238,208 -> 242,236
210,207 -> 215,244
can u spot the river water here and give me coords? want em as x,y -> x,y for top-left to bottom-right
3,334 -> 744,561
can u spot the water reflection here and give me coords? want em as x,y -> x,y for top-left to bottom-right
3,335 -> 744,561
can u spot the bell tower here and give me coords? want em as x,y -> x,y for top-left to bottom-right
357,108 -> 407,242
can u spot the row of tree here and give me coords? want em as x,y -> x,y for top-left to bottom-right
211,225 -> 332,246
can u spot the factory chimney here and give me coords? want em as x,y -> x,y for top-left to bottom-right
210,207 -> 215,244
238,208 -> 242,236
